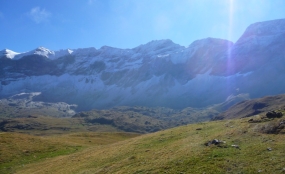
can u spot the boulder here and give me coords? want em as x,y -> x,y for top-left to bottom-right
205,139 -> 227,147
266,111 -> 283,118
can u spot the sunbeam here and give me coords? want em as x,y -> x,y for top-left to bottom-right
226,0 -> 235,96
227,0 -> 235,73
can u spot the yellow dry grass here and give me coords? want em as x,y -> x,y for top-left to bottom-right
0,132 -> 140,174
14,116 -> 285,173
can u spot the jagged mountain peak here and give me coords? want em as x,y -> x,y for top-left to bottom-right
146,39 -> 175,45
2,18 -> 285,111
33,46 -> 55,57
35,46 -> 51,51
99,45 -> 117,50
11,46 -> 56,60
1,48 -> 14,52
3,47 -> 76,60
53,48 -> 74,58
236,18 -> 285,44
133,39 -> 183,54
189,37 -> 233,48
141,39 -> 179,48
74,47 -> 96,52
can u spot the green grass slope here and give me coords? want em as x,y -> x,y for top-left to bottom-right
0,132 -> 140,174
14,112 -> 285,174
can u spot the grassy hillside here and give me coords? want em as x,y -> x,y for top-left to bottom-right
11,111 -> 285,174
0,132 -> 140,174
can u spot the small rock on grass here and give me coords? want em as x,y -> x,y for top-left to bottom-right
205,139 -> 227,147
231,144 -> 240,149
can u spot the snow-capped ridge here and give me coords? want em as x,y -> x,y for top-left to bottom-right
53,49 -> 74,58
12,47 -> 56,60
0,49 -> 20,59
4,47 -> 76,60
34,47 -> 55,57
2,18 -> 285,111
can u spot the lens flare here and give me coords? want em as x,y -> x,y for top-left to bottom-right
226,0 -> 235,95
227,0 -> 234,75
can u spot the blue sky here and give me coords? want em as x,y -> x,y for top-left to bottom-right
1,0 -> 285,52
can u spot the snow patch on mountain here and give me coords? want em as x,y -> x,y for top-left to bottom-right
0,49 -> 20,59
7,47 -> 74,60
53,49 -> 73,58
12,47 -> 54,60
10,92 -> 41,100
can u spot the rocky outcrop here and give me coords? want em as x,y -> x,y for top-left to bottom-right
214,94 -> 285,120
266,111 -> 283,118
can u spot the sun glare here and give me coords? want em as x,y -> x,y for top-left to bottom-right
227,0 -> 234,74
226,0 -> 235,96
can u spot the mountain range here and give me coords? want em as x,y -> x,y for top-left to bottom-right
1,18 -> 285,111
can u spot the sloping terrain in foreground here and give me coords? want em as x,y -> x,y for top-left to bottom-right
0,132 -> 140,174
9,110 -> 285,174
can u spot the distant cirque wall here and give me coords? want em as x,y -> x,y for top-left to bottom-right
1,19 -> 285,111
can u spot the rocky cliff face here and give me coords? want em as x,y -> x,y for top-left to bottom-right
1,19 -> 285,111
